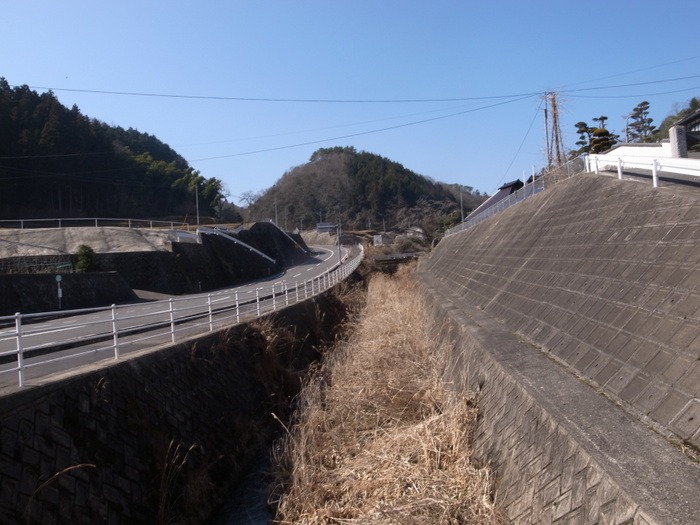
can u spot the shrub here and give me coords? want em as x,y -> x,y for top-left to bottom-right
75,244 -> 96,272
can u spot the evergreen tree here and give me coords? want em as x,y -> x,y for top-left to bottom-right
574,119 -> 618,155
628,101 -> 656,142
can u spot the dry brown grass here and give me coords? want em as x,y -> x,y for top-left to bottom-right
272,265 -> 504,524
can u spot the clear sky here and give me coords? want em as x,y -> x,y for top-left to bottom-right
3,1 -> 699,202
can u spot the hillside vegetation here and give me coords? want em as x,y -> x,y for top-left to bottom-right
0,82 -> 484,232
248,146 -> 486,236
0,80 -> 226,221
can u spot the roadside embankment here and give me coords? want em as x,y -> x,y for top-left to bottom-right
418,173 -> 700,523
0,289 -> 352,524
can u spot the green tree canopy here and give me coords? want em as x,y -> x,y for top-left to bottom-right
628,101 -> 656,143
0,79 -> 225,221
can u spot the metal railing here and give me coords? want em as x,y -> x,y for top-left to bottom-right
0,246 -> 364,387
445,157 -> 585,237
586,153 -> 700,188
0,217 -> 191,230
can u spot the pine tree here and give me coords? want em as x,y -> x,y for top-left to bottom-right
628,101 -> 656,142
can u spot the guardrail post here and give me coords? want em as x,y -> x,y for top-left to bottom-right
272,284 -> 277,311
169,298 -> 176,343
207,293 -> 213,331
256,288 -> 260,317
111,304 -> 119,359
617,157 -> 623,180
593,156 -> 599,174
295,281 -> 299,303
15,313 -> 25,387
285,283 -> 289,306
235,290 -> 240,324
652,159 -> 659,188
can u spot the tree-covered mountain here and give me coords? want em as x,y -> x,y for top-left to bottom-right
247,146 -> 486,237
0,79 -> 226,221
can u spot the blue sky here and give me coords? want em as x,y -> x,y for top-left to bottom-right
3,1 -> 699,202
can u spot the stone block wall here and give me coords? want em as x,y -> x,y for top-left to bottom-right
423,174 -> 700,447
417,173 -> 700,523
0,293 -> 343,524
0,272 -> 137,316
418,271 -> 700,524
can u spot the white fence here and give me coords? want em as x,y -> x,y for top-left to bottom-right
445,157 -> 585,237
586,152 -> 700,188
445,150 -> 700,239
0,247 -> 364,387
0,217 -> 191,230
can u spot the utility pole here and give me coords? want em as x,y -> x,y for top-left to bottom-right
544,91 -> 565,170
195,181 -> 200,226
460,185 -> 464,221
337,214 -> 342,266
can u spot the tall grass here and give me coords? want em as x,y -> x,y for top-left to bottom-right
272,265 -> 504,524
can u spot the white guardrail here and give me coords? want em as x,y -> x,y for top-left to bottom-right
445,151 -> 700,238
586,153 -> 700,188
445,157 -> 586,237
0,246 -> 364,387
0,217 -> 191,230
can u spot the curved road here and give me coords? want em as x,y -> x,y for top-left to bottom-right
0,245 -> 346,391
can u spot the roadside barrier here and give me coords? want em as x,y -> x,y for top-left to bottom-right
0,246 -> 363,387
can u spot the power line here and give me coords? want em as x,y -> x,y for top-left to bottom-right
14,84 -> 540,104
188,94 -> 539,162
494,97 -> 544,190
14,73 -> 700,105
0,151 -> 110,160
559,74 -> 700,95
566,85 -> 700,99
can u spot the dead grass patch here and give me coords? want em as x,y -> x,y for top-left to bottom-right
272,265 -> 504,524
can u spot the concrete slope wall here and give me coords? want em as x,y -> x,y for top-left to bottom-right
423,174 -> 700,445
418,173 -> 700,524
0,292 -> 346,523
0,272 -> 137,315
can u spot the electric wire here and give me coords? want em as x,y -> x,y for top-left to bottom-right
493,97 -> 544,191
12,72 -> 700,104
188,94 -> 539,162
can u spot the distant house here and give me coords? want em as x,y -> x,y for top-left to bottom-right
465,179 -> 524,220
671,108 -> 700,157
405,226 -> 426,240
373,234 -> 393,246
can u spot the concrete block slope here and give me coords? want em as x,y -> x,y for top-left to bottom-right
424,174 -> 700,447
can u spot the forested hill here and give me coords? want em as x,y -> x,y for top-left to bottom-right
248,146 -> 486,236
0,80 -> 225,221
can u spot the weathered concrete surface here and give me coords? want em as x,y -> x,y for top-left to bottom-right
0,291 -> 347,524
0,226 -> 179,257
423,174 -> 700,446
418,173 -> 700,524
0,272 -> 137,315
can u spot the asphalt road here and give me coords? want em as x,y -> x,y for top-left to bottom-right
0,245 -> 344,392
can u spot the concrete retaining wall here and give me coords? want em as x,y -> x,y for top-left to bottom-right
0,292 -> 345,524
0,272 -> 137,316
418,173 -> 700,524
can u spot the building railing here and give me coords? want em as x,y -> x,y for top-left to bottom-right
445,157 -> 586,237
0,217 -> 191,230
586,152 -> 700,188
0,246 -> 364,388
